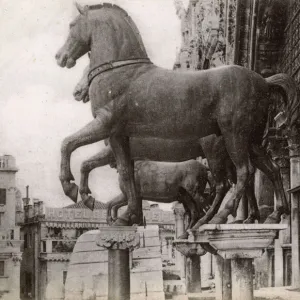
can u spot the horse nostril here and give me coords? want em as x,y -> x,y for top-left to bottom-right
55,53 -> 60,60
73,90 -> 80,97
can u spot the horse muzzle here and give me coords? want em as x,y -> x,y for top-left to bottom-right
55,51 -> 76,68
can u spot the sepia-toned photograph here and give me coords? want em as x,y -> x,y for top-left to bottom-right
1,0 -> 300,299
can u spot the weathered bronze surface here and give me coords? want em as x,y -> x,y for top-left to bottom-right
56,3 -> 298,228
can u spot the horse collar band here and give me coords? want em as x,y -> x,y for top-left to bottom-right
88,58 -> 152,85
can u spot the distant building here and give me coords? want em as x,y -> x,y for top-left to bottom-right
0,155 -> 22,300
20,198 -> 175,300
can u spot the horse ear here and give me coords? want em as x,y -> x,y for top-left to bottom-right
75,2 -> 88,15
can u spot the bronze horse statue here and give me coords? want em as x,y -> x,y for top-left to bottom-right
83,149 -> 212,232
74,65 -> 262,227
73,71 -> 212,232
56,3 -> 298,227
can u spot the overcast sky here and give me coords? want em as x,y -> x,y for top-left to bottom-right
0,0 -> 189,209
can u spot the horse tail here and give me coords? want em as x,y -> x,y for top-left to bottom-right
265,74 -> 299,128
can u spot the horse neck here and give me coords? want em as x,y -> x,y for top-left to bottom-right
89,12 -> 148,69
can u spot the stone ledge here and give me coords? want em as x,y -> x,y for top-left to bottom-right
188,224 -> 288,258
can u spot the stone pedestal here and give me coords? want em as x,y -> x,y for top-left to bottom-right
173,240 -> 206,294
96,226 -> 140,300
189,224 -> 287,300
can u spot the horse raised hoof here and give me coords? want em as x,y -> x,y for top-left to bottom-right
177,232 -> 189,240
79,186 -> 92,196
61,181 -> 78,202
82,194 -> 95,211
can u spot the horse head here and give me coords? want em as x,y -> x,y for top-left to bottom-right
56,3 -> 148,71
55,3 -> 90,68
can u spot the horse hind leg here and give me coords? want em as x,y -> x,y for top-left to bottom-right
106,193 -> 127,225
250,144 -> 289,223
177,188 -> 200,239
192,177 -> 230,229
243,175 -> 260,224
209,135 -> 255,224
110,134 -> 142,226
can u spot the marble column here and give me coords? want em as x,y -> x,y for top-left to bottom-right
96,226 -> 140,300
273,142 -> 290,287
231,258 -> 253,300
173,203 -> 186,281
215,255 -> 231,300
173,240 -> 205,294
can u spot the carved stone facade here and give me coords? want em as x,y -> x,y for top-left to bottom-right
174,0 -> 237,71
174,0 -> 300,290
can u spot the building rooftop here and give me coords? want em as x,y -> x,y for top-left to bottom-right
64,200 -> 107,210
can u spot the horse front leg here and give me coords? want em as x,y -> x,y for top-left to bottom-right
109,134 -> 142,226
80,146 -> 115,209
60,107 -> 112,202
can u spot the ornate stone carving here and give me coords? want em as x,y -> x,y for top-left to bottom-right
12,253 -> 22,265
256,0 -> 287,74
96,226 -> 140,250
261,0 -> 286,43
173,203 -> 186,221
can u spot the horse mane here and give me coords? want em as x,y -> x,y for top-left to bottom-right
88,3 -> 147,54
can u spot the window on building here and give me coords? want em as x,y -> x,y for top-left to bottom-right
63,271 -> 67,285
41,241 -> 46,252
0,212 -> 3,225
54,228 -> 62,236
0,261 -> 4,276
24,234 -> 28,249
0,189 -> 6,205
28,234 -> 32,248
76,228 -> 87,237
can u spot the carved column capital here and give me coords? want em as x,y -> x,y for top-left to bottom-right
11,253 -> 22,265
173,203 -> 185,221
96,226 -> 140,251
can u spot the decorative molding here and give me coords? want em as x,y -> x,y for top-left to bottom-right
96,226 -> 140,250
173,240 -> 206,257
